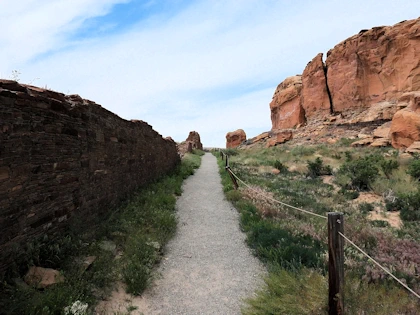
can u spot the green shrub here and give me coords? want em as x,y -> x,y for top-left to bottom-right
290,145 -> 316,157
380,159 -> 399,179
307,157 -> 332,178
273,160 -> 287,172
359,202 -> 374,214
338,156 -> 380,190
407,159 -> 420,180
246,220 -> 325,270
386,190 -> 420,221
370,220 -> 390,228
224,148 -> 239,156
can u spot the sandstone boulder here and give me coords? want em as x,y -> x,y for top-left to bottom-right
351,137 -> 374,147
266,131 -> 293,148
253,132 -> 270,143
301,53 -> 331,118
24,266 -> 64,288
373,122 -> 391,139
390,108 -> 420,148
406,141 -> 420,154
270,76 -> 305,130
226,129 -> 246,148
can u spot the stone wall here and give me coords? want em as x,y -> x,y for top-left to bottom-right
0,80 -> 180,274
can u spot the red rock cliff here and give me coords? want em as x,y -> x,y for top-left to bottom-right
269,17 -> 420,148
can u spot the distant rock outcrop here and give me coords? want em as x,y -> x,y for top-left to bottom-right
178,131 -> 203,156
186,131 -> 203,150
268,17 -> 420,150
226,129 -> 246,148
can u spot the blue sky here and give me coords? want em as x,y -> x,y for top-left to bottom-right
1,1 -> 420,147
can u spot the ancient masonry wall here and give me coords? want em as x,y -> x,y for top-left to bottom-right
0,80 -> 180,274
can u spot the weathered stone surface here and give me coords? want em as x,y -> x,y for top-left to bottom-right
226,129 -> 246,148
270,76 -> 305,129
370,138 -> 390,147
24,266 -> 64,288
390,107 -> 420,148
301,53 -> 331,118
266,130 -> 293,148
185,131 -> 203,150
351,137 -> 374,147
326,18 -> 420,113
0,81 -> 180,275
373,122 -> 391,138
254,132 -> 270,143
406,141 -> 420,153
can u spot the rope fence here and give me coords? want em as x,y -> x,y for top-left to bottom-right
219,150 -> 420,309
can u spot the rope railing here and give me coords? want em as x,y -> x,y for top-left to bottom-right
219,150 -> 420,304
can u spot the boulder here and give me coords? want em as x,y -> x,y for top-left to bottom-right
185,131 -> 203,150
370,138 -> 390,147
406,141 -> 420,153
266,131 -> 293,148
390,108 -> 420,148
270,76 -> 305,130
351,137 -> 374,147
373,122 -> 391,138
24,266 -> 64,288
253,132 -> 270,143
226,129 -> 246,148
301,53 -> 331,118
326,18 -> 420,113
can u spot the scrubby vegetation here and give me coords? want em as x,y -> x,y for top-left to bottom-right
0,151 -> 203,315
216,143 -> 420,314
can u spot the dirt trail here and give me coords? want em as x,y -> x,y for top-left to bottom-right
97,153 -> 265,314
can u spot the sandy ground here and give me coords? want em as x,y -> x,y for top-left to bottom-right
96,153 -> 265,314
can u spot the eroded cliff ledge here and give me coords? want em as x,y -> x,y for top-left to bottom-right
270,17 -> 420,148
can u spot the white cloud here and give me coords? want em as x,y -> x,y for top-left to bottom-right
1,0 -> 420,147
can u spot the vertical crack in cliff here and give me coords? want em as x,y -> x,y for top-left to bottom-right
323,62 -> 334,114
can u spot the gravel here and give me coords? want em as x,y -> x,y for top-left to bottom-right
136,153 -> 265,314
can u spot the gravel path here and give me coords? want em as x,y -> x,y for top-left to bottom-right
134,153 -> 265,314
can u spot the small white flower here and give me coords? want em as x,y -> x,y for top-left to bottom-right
64,300 -> 88,315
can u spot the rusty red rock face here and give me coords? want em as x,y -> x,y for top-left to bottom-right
226,129 -> 246,148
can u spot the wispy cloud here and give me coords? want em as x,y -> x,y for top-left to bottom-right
1,1 -> 420,147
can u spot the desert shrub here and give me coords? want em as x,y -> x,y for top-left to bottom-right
307,157 -> 332,178
406,159 -> 420,180
339,138 -> 357,146
273,160 -> 287,172
224,148 -> 239,156
359,202 -> 374,214
344,151 -> 353,161
370,220 -> 390,228
386,190 -> 420,221
338,155 -> 380,190
379,159 -> 399,179
246,220 -> 325,270
290,145 -> 316,157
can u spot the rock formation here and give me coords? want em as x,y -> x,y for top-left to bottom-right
268,17 -> 420,150
270,76 -> 305,129
226,129 -> 246,148
177,131 -> 203,156
301,53 -> 331,118
185,131 -> 203,150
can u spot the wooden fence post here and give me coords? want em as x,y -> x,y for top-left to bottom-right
225,154 -> 229,168
328,212 -> 345,315
220,151 -> 224,160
